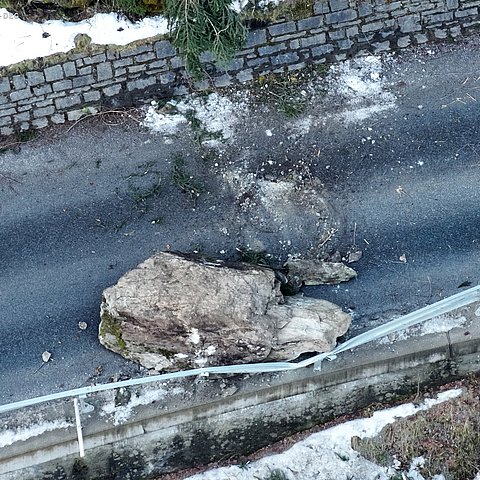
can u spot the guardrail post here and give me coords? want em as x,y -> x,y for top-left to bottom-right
73,397 -> 85,458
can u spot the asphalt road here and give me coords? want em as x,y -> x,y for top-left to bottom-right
1,35 -> 479,404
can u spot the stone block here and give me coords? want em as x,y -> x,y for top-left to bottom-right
214,74 -> 231,87
113,58 -> 133,68
297,16 -> 323,31
427,12 -> 453,23
9,89 -> 31,101
51,113 -> 66,124
449,25 -> 462,37
455,7 -> 478,17
398,14 -> 421,33
170,56 -> 185,69
288,62 -> 306,71
245,29 -> 267,47
372,40 -> 391,51
32,117 -> 49,129
258,43 -> 287,55
12,74 -> 27,90
434,28 -> 448,38
83,90 -> 101,102
54,95 -> 81,109
44,65 -> 64,82
236,69 -> 253,82
314,0 -> 330,13
0,116 -> 12,126
34,105 -> 55,118
63,62 -> 77,77
84,53 -> 107,65
0,126 -> 14,136
67,109 -> 85,121
301,33 -> 327,47
329,29 -> 345,40
154,40 -> 176,58
414,33 -> 429,43
376,1 -> 402,11
397,36 -> 411,47
247,57 -> 269,67
78,66 -> 92,75
329,0 -> 348,11
346,25 -> 359,36
127,77 -> 156,91
72,75 -> 95,88
96,63 -> 113,81
269,21 -> 297,36
362,21 -> 384,32
274,32 -> 307,43
33,83 -> 52,96
228,58 -> 245,70
14,112 -> 30,122
271,52 -> 300,65
135,52 -> 156,63
325,9 -> 357,24
103,84 -> 122,96
52,80 -> 73,92
26,71 -> 45,87
148,60 -> 167,70
290,39 -> 301,49
358,1 -> 373,16
447,0 -> 459,9
337,38 -> 353,49
128,64 -> 148,74
159,72 -> 176,84
0,77 -> 11,94
311,43 -> 335,56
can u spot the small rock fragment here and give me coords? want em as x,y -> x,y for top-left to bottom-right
78,321 -> 88,330
286,259 -> 357,285
42,351 -> 52,363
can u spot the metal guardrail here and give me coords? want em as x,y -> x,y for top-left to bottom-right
1,284 -> 479,458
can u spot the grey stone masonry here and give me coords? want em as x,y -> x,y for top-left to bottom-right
1,0 -> 480,136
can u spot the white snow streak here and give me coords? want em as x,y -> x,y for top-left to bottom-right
185,389 -> 463,480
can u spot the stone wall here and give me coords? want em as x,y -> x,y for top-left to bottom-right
1,0 -> 480,136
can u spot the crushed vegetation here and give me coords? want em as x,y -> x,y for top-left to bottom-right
353,375 -> 480,480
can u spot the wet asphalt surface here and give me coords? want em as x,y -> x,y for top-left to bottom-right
1,35 -> 479,404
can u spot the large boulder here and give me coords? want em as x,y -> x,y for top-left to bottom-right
99,252 -> 351,371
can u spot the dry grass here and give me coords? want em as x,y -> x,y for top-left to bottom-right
353,376 -> 480,480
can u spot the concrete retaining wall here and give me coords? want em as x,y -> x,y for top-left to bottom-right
1,304 -> 479,480
1,0 -> 480,136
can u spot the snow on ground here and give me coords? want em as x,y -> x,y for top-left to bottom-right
184,389 -> 463,480
326,55 -> 397,124
143,92 -> 249,147
0,9 -> 168,67
378,314 -> 469,345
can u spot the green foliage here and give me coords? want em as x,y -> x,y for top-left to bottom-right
164,0 -> 247,77
115,0 -> 147,17
262,469 -> 289,480
171,154 -> 204,198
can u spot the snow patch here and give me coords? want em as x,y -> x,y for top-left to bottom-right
326,55 -> 396,124
143,93 -> 248,148
101,386 -> 184,425
0,420 -> 72,448
378,314 -> 468,344
0,10 -> 168,67
185,389 -> 462,480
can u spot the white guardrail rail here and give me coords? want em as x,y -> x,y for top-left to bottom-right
1,284 -> 480,458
